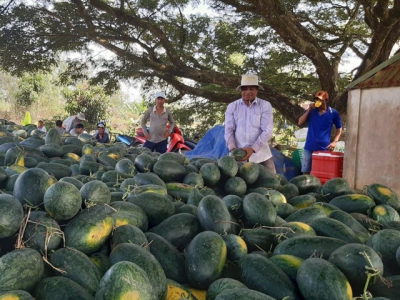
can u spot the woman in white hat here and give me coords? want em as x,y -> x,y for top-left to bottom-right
62,113 -> 86,133
224,74 -> 276,173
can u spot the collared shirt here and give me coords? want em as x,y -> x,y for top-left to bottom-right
304,107 -> 342,151
63,116 -> 80,133
38,126 -> 47,133
95,132 -> 110,143
141,106 -> 175,143
224,97 -> 273,163
70,129 -> 87,136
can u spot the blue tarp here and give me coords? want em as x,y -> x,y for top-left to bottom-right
185,125 -> 229,160
185,125 -> 300,181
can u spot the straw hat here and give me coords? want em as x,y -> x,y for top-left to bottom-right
236,74 -> 264,91
76,113 -> 86,121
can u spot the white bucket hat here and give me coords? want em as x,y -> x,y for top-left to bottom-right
236,74 -> 264,91
76,113 -> 86,121
155,91 -> 166,99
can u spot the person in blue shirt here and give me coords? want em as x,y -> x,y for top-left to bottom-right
94,121 -> 110,143
298,90 -> 342,174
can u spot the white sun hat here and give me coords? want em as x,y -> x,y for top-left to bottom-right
155,91 -> 166,99
236,74 -> 264,91
76,113 -> 86,121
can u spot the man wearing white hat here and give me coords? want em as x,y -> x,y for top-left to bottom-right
140,91 -> 175,153
62,113 -> 86,133
224,74 -> 275,173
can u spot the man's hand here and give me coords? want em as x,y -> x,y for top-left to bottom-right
241,147 -> 254,161
145,133 -> 150,139
163,130 -> 170,139
309,103 -> 315,110
327,141 -> 337,151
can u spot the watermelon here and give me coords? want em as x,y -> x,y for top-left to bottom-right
239,253 -> 300,300
13,168 -> 53,207
242,193 -> 276,227
366,183 -> 400,211
272,236 -> 348,259
215,288 -> 275,300
109,243 -> 166,299
134,153 -> 157,173
0,194 -> 24,238
269,254 -> 304,283
197,195 -> 234,234
145,232 -> 188,284
297,258 -> 352,300
238,162 -> 260,185
127,192 -> 175,228
185,231 -> 227,289
33,276 -> 94,300
289,175 -> 321,195
199,163 -> 221,186
153,160 -> 187,183
0,248 -> 44,292
231,148 -> 247,161
0,290 -> 34,300
329,243 -> 384,294
64,204 -> 114,254
49,247 -> 102,295
224,176 -> 247,196
222,234 -> 248,261
207,278 -> 248,300
149,213 -> 202,251
23,211 -> 62,253
43,181 -> 82,220
218,155 -> 239,178
111,224 -> 147,248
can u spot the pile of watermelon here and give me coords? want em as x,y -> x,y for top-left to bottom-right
1,122 -> 400,300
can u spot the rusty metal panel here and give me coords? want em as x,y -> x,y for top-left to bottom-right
355,60 -> 400,89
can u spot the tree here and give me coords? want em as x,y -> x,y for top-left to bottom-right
0,0 -> 399,126
62,81 -> 111,128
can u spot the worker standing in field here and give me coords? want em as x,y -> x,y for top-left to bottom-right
140,91 -> 175,153
224,74 -> 275,173
298,90 -> 342,174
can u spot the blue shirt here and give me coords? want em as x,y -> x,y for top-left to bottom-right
95,132 -> 110,143
304,107 -> 342,151
224,97 -> 273,162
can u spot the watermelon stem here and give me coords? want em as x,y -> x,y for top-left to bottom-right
352,251 -> 383,300
43,255 -> 67,274
15,207 -> 31,249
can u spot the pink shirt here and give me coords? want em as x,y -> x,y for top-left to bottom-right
224,98 -> 273,163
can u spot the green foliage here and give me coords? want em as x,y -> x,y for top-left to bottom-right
14,72 -> 46,107
171,98 -> 227,139
0,0 -> 398,128
62,82 -> 110,129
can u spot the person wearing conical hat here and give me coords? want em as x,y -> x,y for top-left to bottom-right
298,90 -> 342,174
224,74 -> 276,173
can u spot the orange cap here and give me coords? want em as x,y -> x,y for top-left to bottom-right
314,90 -> 329,101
